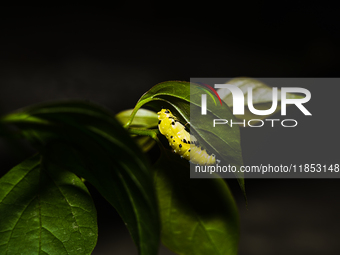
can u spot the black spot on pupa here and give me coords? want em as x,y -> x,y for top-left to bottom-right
158,120 -> 161,124
171,122 -> 175,125
179,144 -> 182,148
170,136 -> 173,138
183,139 -> 187,143
188,149 -> 191,152
165,110 -> 170,113
173,140 -> 175,142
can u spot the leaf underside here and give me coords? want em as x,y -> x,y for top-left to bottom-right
0,154 -> 98,255
1,101 -> 160,255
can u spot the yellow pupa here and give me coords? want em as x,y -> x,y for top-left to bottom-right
157,109 -> 217,165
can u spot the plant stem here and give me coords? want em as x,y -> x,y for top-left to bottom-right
123,98 -> 157,129
128,128 -> 160,141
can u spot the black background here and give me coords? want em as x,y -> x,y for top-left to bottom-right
0,5 -> 339,255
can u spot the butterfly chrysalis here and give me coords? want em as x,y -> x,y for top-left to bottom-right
157,109 -> 217,165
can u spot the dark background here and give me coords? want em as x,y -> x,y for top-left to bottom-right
0,5 -> 339,255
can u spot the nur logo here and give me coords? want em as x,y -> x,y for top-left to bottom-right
196,82 -> 222,115
200,84 -> 312,116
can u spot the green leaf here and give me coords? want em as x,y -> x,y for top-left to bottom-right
116,108 -> 158,152
189,84 -> 243,180
1,101 -> 160,255
116,108 -> 158,129
154,149 -> 239,255
217,77 -> 305,123
127,81 -> 192,127
129,81 -> 245,195
0,154 -> 98,255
